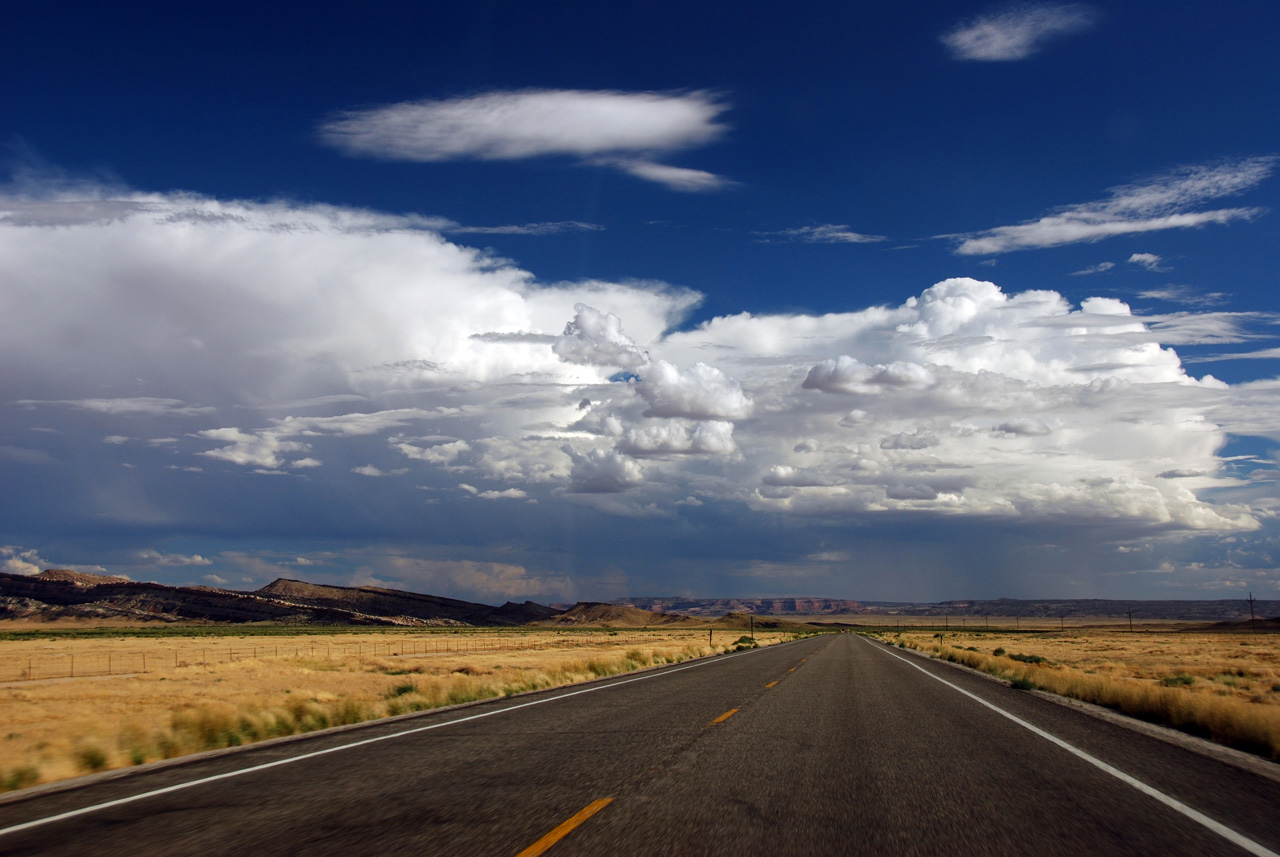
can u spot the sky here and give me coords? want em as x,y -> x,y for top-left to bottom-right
2,1 -> 1279,604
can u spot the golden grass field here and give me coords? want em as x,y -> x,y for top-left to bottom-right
883,629 -> 1280,760
0,628 -> 790,791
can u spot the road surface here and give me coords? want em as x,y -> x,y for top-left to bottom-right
0,634 -> 1277,855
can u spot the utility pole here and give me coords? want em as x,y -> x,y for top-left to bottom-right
1127,608 -> 1134,633
750,614 -> 754,641
1248,592 -> 1257,635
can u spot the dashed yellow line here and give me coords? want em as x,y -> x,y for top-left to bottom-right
710,708 -> 739,725
764,681 -> 778,688
788,667 -> 796,672
515,797 -> 613,857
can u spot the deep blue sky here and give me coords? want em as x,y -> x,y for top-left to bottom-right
2,2 -> 1279,603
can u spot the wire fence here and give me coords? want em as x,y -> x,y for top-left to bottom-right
0,631 -> 683,684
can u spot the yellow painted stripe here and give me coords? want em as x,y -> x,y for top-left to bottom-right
788,667 -> 796,672
516,798 -> 613,857
710,708 -> 739,724
764,681 -> 778,688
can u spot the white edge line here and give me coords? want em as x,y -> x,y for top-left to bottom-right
0,642 -> 779,839
871,640 -> 1278,857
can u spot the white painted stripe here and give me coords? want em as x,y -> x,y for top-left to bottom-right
0,644 -> 776,839
873,642 -> 1278,857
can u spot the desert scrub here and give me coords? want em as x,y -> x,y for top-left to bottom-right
2,766 -> 39,791
900,635 -> 1280,760
0,628 -> 790,790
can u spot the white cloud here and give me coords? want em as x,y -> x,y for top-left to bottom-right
617,420 -> 737,457
319,89 -> 731,191
635,360 -> 753,420
803,357 -> 936,395
6,181 -> 1278,590
1,546 -> 43,576
1070,261 -> 1114,276
611,160 -> 733,192
21,398 -> 213,417
565,447 -> 645,493
444,220 -> 603,236
1128,252 -> 1169,271
553,303 -> 649,371
394,439 -> 471,465
942,3 -> 1098,61
475,488 -> 528,500
135,549 -> 212,567
950,157 -> 1274,255
1138,286 -> 1228,307
764,225 -> 887,244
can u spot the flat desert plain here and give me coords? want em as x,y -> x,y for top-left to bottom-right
0,627 -> 788,790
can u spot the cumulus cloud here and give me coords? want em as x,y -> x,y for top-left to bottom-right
351,465 -> 409,477
1,546 -> 43,576
803,357 -> 936,395
617,420 -> 737,457
635,360 -> 753,420
942,3 -> 1098,61
319,89 -> 731,191
950,157 -> 1274,255
879,428 -> 940,450
565,447 -> 645,493
5,181 -> 1278,597
553,303 -> 649,371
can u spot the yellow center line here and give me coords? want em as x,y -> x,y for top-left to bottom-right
710,708 -> 739,724
788,667 -> 796,672
515,797 -> 613,857
764,681 -> 778,688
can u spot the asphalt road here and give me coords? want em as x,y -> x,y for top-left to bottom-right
1,634 -> 1278,856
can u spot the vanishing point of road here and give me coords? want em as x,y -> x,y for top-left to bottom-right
1,634 -> 1277,856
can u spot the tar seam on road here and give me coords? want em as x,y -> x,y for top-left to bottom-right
873,641 -> 1279,857
0,644 -> 779,841
514,797 -> 613,857
710,708 -> 739,725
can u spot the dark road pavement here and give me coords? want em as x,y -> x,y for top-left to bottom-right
1,634 -> 1277,855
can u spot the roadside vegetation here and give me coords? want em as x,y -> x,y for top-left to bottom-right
0,628 -> 789,791
875,630 -> 1280,760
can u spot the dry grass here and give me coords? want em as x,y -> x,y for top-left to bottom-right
0,628 -> 789,791
881,630 -> 1280,760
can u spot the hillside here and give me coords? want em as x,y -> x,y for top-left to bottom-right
256,579 -> 558,626
615,597 -> 864,616
537,602 -> 703,628
0,571 -> 558,626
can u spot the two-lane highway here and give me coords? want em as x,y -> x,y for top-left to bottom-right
1,634 -> 1277,855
